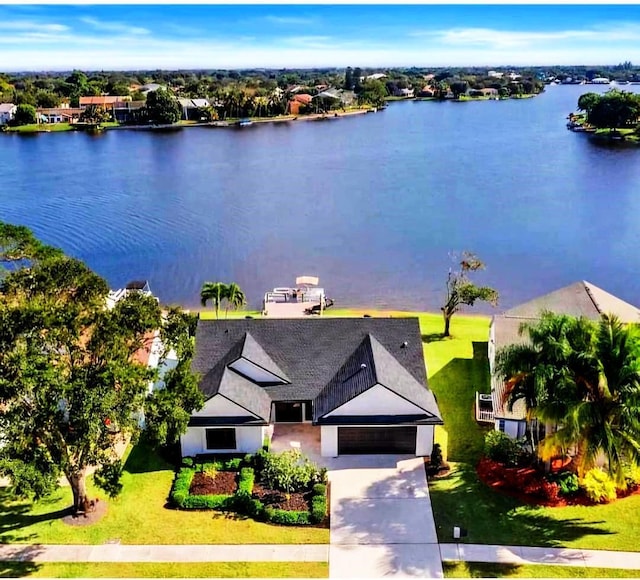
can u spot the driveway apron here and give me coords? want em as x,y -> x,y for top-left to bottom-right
328,456 -> 443,578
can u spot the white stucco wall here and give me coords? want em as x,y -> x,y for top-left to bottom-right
320,426 -> 338,457
181,426 -> 265,456
191,394 -> 257,418
325,384 -> 425,417
415,425 -> 434,456
229,358 -> 284,384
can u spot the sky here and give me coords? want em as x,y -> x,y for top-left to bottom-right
3,4 -> 640,71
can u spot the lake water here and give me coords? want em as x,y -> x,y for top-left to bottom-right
2,84 -> 640,313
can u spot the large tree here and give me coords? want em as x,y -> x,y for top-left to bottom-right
200,281 -> 227,320
441,252 -> 498,337
146,88 -> 181,124
497,312 -> 640,484
0,224 -> 201,513
12,104 -> 37,126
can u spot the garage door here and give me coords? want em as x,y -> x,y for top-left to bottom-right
337,426 -> 416,454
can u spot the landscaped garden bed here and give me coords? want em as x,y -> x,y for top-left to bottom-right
478,431 -> 640,507
170,450 -> 328,526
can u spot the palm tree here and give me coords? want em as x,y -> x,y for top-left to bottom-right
497,312 -> 640,485
540,314 -> 640,485
200,282 -> 227,320
224,283 -> 246,318
496,312 -> 594,452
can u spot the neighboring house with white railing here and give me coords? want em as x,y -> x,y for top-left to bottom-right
488,281 -> 640,439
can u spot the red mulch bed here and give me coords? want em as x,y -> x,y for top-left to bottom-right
190,471 -> 238,495
477,457 -> 640,507
251,482 -> 311,511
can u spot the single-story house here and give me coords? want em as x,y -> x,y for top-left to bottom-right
177,98 -> 211,121
0,103 -> 16,125
489,281 -> 640,438
112,101 -> 146,124
393,87 -> 414,98
183,318 -> 442,457
480,88 -> 499,97
287,94 -> 313,115
37,107 -> 83,124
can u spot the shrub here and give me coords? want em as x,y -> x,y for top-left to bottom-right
624,463 -> 640,486
171,467 -> 195,508
181,457 -> 194,468
549,471 -> 579,496
582,468 -> 617,503
259,449 -> 321,493
224,457 -> 243,471
238,467 -> 255,494
182,494 -> 234,510
430,444 -> 443,468
312,483 -> 327,496
204,464 -> 218,479
268,509 -> 311,525
484,431 -> 522,466
310,495 -> 327,524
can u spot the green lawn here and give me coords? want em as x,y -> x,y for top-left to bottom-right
444,562 -> 640,578
0,562 -> 328,578
5,123 -> 73,133
0,444 -> 329,545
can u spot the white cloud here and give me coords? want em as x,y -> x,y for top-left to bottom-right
80,17 -> 149,36
412,22 -> 640,50
265,15 -> 317,26
0,20 -> 68,33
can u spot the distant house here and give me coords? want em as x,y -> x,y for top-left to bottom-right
183,318 -> 442,457
140,83 -> 164,94
488,71 -> 504,79
112,101 -> 146,124
418,86 -> 435,97
287,93 -> 313,115
314,88 -> 355,107
37,107 -> 82,124
480,88 -> 499,97
364,73 -> 387,81
79,96 -> 131,109
177,98 -> 211,121
591,77 -> 611,84
488,281 -> 640,438
0,103 -> 16,125
393,87 -> 414,98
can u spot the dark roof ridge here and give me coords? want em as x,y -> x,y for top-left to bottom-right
582,280 -> 603,315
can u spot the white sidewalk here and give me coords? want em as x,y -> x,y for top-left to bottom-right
440,543 -> 640,569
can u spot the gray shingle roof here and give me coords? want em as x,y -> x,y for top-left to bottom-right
192,318 -> 440,422
314,334 -> 441,423
239,332 -> 290,383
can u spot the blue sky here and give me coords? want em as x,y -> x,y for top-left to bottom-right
3,5 -> 640,71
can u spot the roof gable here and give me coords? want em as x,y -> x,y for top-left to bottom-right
230,332 -> 290,384
314,334 -> 441,422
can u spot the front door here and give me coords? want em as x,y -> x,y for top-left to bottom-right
274,402 -> 303,423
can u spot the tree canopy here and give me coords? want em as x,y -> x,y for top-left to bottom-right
496,312 -> 640,485
578,89 -> 640,130
0,223 -> 202,512
441,251 -> 498,337
145,88 -> 182,124
200,281 -> 247,319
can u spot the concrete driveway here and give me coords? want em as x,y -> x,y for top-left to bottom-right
329,456 -> 443,578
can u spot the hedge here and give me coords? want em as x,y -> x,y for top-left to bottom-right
169,458 -> 329,526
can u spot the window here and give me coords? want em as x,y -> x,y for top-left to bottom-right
304,401 -> 313,422
205,428 -> 236,450
498,420 -> 505,433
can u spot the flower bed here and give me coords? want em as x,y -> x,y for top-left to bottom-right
169,451 -> 328,526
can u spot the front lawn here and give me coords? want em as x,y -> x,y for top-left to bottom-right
0,562 -> 328,578
0,444 -> 329,545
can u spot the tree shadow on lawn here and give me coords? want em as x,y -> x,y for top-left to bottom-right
0,489 -> 71,544
443,562 -> 524,578
428,354 -> 491,464
429,465 -> 612,548
123,442 -> 177,475
0,532 -> 45,577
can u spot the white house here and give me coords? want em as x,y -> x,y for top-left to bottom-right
489,281 -> 640,439
182,318 -> 442,458
0,103 -> 16,125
